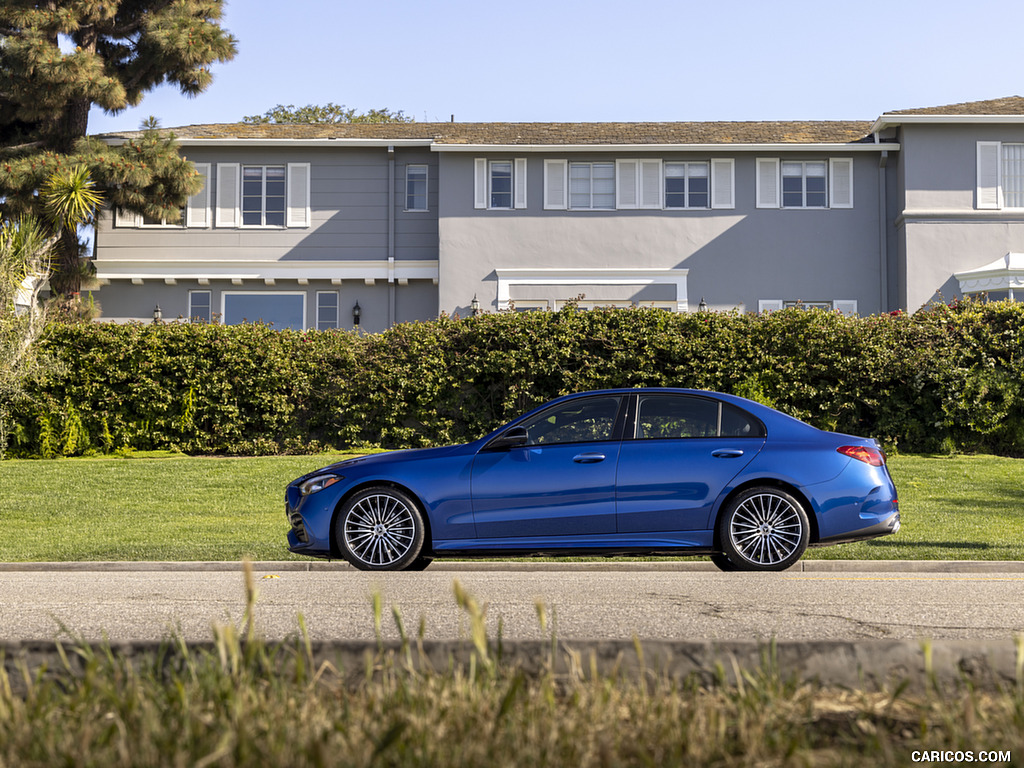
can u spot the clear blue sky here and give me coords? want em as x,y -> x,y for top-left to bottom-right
89,0 -> 1024,133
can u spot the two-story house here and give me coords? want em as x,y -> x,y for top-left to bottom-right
90,96 -> 1024,332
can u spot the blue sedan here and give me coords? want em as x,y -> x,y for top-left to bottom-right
285,389 -> 900,572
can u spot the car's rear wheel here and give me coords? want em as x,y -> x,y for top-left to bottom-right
717,487 -> 809,571
336,487 -> 425,571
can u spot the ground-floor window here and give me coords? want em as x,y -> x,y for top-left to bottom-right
316,291 -> 339,329
222,292 -> 305,329
188,290 -> 212,323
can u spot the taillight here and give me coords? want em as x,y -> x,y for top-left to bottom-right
837,445 -> 886,467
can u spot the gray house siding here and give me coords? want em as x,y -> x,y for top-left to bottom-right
92,146 -> 440,331
437,152 -> 885,316
893,123 -> 1024,310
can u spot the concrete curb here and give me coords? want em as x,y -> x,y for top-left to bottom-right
1,559 -> 1024,573
3,637 -> 1021,693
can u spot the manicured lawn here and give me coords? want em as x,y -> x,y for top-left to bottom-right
0,452 -> 1020,562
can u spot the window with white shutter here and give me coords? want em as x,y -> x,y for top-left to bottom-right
829,158 -> 853,209
514,158 -> 528,209
286,163 -> 311,227
710,158 -> 735,209
544,159 -> 568,210
216,163 -> 240,227
186,163 -> 211,228
756,158 -> 780,209
977,141 -> 1002,210
474,158 -> 526,209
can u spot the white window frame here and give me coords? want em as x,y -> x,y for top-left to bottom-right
496,268 -> 689,312
316,291 -> 340,330
569,162 -> 616,210
979,141 -> 1024,210
781,160 -> 828,209
405,164 -> 428,212
241,165 -> 287,227
474,158 -> 527,210
188,290 -> 212,323
140,211 -> 186,228
508,300 -> 551,312
759,299 -> 858,316
220,291 -> 307,330
663,161 -> 710,210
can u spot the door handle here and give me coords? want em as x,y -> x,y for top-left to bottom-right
711,449 -> 744,458
573,452 -> 606,463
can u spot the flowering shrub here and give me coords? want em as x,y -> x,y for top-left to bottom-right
6,298 -> 1023,457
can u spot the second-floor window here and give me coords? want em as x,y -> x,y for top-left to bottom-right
782,161 -> 827,208
569,162 -> 615,210
242,165 -> 286,226
1003,144 -> 1024,208
406,165 -> 428,211
664,162 -> 709,209
489,161 -> 513,209
978,141 -> 1024,209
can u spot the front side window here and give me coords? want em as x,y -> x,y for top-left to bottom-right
570,162 -> 615,210
782,161 -> 827,208
242,165 -> 286,226
664,162 -> 709,209
406,165 -> 428,211
490,161 -> 513,209
520,396 -> 621,445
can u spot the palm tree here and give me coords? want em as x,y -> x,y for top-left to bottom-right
0,167 -> 103,457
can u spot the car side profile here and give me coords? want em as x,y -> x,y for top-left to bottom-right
285,389 -> 900,572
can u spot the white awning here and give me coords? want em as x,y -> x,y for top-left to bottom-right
955,253 -> 1024,297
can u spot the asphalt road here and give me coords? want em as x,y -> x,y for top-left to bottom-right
1,563 -> 1023,644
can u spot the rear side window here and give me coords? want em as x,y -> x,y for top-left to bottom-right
720,402 -> 765,437
635,396 -> 765,439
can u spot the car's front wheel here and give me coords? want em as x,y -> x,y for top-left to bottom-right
717,487 -> 809,571
335,487 -> 426,571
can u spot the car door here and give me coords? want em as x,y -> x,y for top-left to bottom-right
616,394 -> 766,532
471,395 -> 624,538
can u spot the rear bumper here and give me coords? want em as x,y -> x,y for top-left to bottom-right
814,509 -> 901,546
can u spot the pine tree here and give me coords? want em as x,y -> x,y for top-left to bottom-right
0,1 -> 237,294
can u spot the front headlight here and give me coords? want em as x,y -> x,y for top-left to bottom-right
299,473 -> 342,496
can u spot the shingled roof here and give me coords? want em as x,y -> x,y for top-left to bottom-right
884,96 -> 1024,116
101,120 -> 876,145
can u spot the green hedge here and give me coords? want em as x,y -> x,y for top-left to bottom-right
6,299 -> 1024,458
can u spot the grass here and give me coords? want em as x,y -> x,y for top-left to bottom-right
1,568 -> 1022,767
0,452 -> 1021,562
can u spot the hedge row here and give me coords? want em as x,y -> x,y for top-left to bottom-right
5,299 -> 1024,458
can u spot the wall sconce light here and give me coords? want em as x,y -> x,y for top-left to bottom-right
471,295 -> 481,316
697,297 -> 708,313
152,305 -> 163,324
352,300 -> 361,327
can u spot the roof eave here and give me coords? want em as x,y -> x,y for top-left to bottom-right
432,142 -> 895,153
870,115 -> 1024,133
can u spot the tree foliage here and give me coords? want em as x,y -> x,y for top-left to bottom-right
0,1 -> 237,293
243,103 -> 414,125
0,166 -> 105,457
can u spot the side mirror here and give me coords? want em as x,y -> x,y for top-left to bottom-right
486,426 -> 528,451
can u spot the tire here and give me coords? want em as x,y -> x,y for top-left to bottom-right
717,487 -> 809,571
335,487 -> 426,571
710,552 -> 738,572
